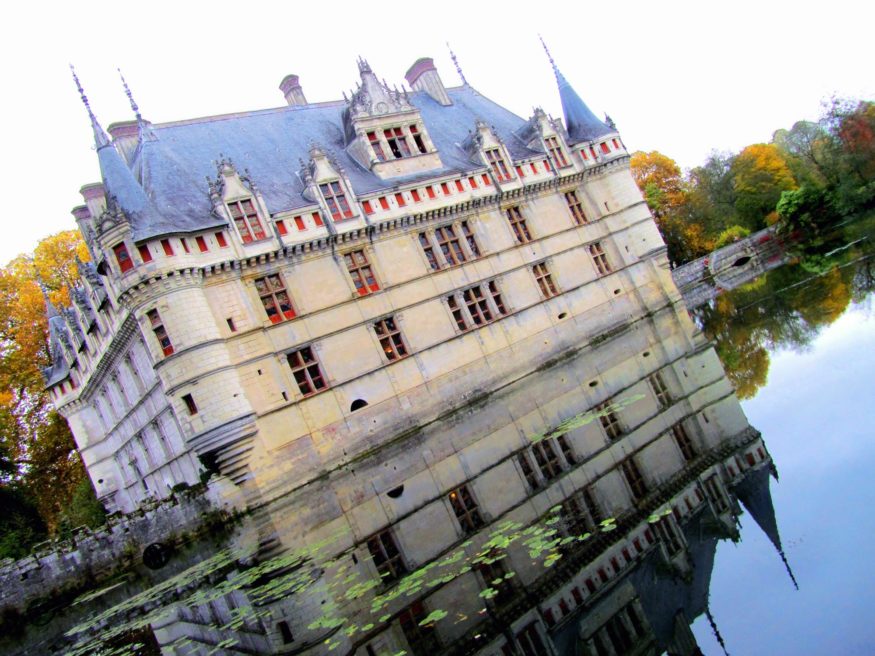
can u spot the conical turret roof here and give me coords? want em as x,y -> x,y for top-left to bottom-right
555,68 -> 614,143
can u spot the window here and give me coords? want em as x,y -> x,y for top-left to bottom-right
227,199 -> 267,243
597,401 -> 622,440
703,475 -> 729,513
181,393 -> 197,416
373,317 -> 408,361
255,274 -> 296,324
394,192 -> 406,208
485,148 -> 512,181
435,225 -> 466,265
409,124 -> 427,154
114,243 -> 134,273
319,181 -> 354,221
612,138 -> 621,149
419,233 -> 440,271
138,244 -> 153,263
589,241 -> 613,275
196,236 -> 209,252
147,309 -> 174,356
455,179 -> 465,193
418,222 -> 481,270
378,197 -> 389,210
426,186 -> 436,199
648,372 -> 671,409
398,602 -> 440,655
275,220 -> 288,236
532,439 -> 562,482
505,206 -> 532,244
621,458 -> 648,501
277,621 -> 294,645
514,623 -> 550,656
672,424 -> 696,462
478,555 -> 515,606
533,262 -> 558,298
448,485 -> 484,534
312,211 -> 324,227
440,182 -> 451,195
293,216 -> 306,231
555,432 -> 576,465
654,515 -> 683,556
366,529 -> 407,583
600,142 -> 610,155
181,238 -> 190,253
411,189 -> 421,202
215,232 -> 229,248
468,176 -> 479,189
460,221 -> 481,256
564,190 -> 588,224
367,131 -> 386,161
384,127 -> 411,159
161,239 -> 174,256
545,135 -> 569,168
344,250 -> 380,296
446,280 -> 508,331
362,200 -> 374,215
287,346 -> 327,396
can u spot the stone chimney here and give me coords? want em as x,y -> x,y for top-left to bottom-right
405,58 -> 451,106
107,121 -> 140,165
279,74 -> 308,106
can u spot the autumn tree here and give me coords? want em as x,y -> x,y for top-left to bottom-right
630,151 -> 687,218
731,144 -> 797,229
0,230 -> 99,545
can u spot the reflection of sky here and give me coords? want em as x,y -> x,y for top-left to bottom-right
692,304 -> 875,655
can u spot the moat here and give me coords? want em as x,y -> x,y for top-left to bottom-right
3,220 -> 873,655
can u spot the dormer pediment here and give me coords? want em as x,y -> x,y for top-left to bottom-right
208,159 -> 272,244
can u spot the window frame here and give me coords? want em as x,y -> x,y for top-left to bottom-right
373,316 -> 409,362
227,198 -> 268,244
343,249 -> 380,296
286,346 -> 328,397
532,261 -> 558,298
448,485 -> 484,535
113,242 -> 134,273
648,372 -> 672,409
366,528 -> 408,584
146,309 -> 174,357
505,205 -> 532,244
589,241 -> 613,276
564,189 -> 588,225
318,180 -> 355,222
485,148 -> 512,181
446,279 -> 509,332
254,273 -> 297,324
544,135 -> 570,169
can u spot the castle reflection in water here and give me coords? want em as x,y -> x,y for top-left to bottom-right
47,295 -> 792,656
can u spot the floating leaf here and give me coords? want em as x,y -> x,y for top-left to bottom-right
418,609 -> 449,625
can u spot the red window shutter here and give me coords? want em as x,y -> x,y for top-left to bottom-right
455,179 -> 464,192
196,236 -> 208,252
181,238 -> 190,253
276,220 -> 288,235
411,189 -> 421,202
215,232 -> 228,248
581,149 -> 589,160
362,200 -> 374,215
468,176 -> 478,188
530,162 -> 538,174
138,244 -> 153,263
600,142 -> 610,154
114,243 -> 134,272
482,174 -> 491,185
426,186 -> 436,199
515,165 -> 524,177
294,216 -> 306,230
613,138 -> 620,149
394,192 -> 406,207
441,182 -> 451,195
161,239 -> 174,256
379,196 -> 389,210
312,212 -> 324,227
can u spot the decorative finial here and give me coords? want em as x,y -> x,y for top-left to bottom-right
705,606 -> 730,656
446,42 -> 468,86
70,64 -> 109,148
538,35 -> 559,76
117,68 -> 144,126
604,113 -> 616,130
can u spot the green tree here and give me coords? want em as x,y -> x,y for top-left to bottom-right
731,144 -> 797,229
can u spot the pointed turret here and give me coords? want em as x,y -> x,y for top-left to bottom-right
539,37 -> 614,143
734,465 -> 799,589
70,65 -> 110,148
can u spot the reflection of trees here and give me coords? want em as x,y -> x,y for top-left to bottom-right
696,237 -> 866,399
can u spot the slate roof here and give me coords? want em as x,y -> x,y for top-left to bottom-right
117,86 -> 543,242
555,69 -> 615,144
733,464 -> 781,551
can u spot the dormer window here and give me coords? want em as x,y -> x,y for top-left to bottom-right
368,132 -> 387,161
544,136 -> 570,169
228,199 -> 267,243
409,125 -> 428,154
318,181 -> 354,221
113,243 -> 134,273
485,148 -> 512,182
385,127 -> 412,158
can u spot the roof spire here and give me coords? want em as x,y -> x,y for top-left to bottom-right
446,42 -> 468,86
538,34 -> 558,77
70,64 -> 109,148
38,281 -> 59,319
705,606 -> 731,656
117,68 -> 145,129
536,38 -> 613,143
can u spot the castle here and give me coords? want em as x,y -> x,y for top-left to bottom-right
30,46 -> 792,656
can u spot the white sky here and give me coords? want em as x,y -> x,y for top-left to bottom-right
2,0 -> 872,265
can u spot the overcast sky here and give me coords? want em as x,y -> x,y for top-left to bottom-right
2,0 -> 872,264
